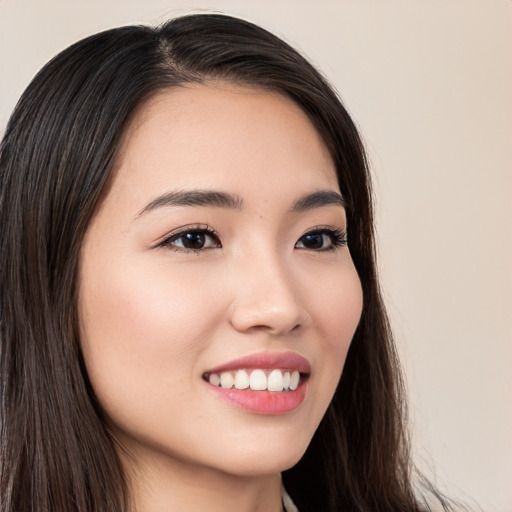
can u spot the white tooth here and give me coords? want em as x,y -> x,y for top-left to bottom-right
249,369 -> 267,391
267,369 -> 284,391
234,370 -> 250,389
289,370 -> 300,391
283,371 -> 291,390
220,372 -> 234,389
209,373 -> 220,387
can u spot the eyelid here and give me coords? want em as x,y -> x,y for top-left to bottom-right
154,224 -> 221,250
295,225 -> 348,251
152,224 -> 346,252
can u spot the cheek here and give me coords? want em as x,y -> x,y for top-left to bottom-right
305,260 -> 363,397
82,255 -> 218,343
308,260 -> 363,351
77,256 -> 223,409
327,276 -> 362,354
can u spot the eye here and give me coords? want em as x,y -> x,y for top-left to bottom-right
158,225 -> 221,252
295,228 -> 347,252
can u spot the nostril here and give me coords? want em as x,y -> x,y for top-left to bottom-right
229,302 -> 306,336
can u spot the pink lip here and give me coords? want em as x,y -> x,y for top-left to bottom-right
204,352 -> 311,415
208,385 -> 308,415
204,351 -> 311,375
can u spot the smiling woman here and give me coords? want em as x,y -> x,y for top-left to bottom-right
79,84 -> 363,489
0,13 -> 453,512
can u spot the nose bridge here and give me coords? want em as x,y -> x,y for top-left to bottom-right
229,243 -> 306,334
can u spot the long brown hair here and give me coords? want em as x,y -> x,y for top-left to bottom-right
0,14 -> 452,512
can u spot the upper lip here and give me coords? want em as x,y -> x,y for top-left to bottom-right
204,351 -> 311,375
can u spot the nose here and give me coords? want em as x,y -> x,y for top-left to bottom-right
228,250 -> 309,336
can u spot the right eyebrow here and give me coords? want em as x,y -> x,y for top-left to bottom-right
135,189 -> 244,219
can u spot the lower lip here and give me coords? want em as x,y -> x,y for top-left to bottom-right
207,381 -> 308,415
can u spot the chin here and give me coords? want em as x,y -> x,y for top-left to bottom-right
206,430 -> 312,478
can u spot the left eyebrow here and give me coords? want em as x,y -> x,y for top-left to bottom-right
289,190 -> 347,212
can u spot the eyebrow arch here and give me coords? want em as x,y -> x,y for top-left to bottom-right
290,190 -> 347,212
136,189 -> 243,217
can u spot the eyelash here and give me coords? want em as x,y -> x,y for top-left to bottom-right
157,225 -> 348,253
157,224 -> 221,253
296,227 -> 348,252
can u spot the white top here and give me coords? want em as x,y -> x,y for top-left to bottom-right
282,485 -> 299,512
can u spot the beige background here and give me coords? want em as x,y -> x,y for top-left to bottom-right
1,1 -> 511,510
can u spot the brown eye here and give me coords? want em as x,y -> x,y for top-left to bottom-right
160,228 -> 221,251
295,229 -> 347,252
180,232 -> 208,249
299,232 -> 326,249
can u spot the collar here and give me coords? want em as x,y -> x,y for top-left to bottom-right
281,485 -> 299,512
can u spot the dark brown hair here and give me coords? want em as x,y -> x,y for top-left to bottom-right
0,13 -> 452,512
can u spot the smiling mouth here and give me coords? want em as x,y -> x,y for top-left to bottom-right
202,369 -> 308,392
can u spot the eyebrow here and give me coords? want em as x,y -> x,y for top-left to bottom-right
290,190 -> 347,212
137,190 -> 243,217
136,188 -> 346,218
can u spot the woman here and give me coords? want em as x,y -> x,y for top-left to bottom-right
0,13 -> 453,512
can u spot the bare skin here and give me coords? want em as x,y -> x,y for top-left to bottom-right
78,83 -> 362,511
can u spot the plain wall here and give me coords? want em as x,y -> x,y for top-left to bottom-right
1,1 -> 511,510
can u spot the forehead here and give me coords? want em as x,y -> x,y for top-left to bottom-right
109,83 -> 338,210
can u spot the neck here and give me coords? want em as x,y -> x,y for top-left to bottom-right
121,449 -> 284,512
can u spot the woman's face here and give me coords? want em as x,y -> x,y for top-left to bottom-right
78,83 -> 363,478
